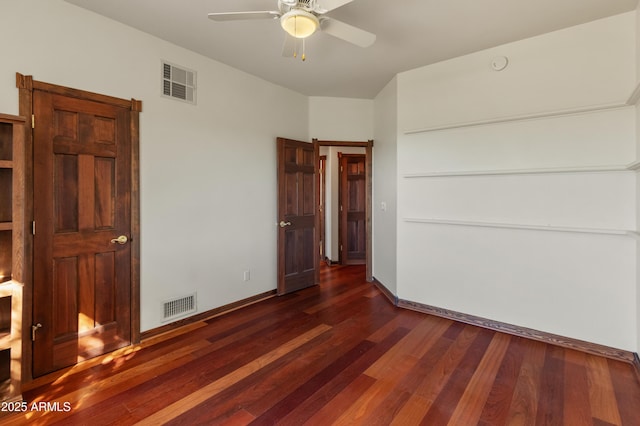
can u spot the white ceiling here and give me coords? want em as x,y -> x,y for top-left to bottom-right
64,0 -> 638,99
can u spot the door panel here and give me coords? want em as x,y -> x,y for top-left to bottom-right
339,154 -> 366,265
277,138 -> 317,295
33,91 -> 132,377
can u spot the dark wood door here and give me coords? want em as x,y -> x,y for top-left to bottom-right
318,155 -> 326,263
277,138 -> 317,295
339,154 -> 366,265
32,91 -> 132,376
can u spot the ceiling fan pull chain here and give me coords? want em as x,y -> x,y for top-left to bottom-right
302,38 -> 306,61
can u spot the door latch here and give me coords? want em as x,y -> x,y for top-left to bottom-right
31,323 -> 42,341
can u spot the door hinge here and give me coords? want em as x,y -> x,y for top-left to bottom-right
31,114 -> 35,129
340,244 -> 343,252
32,221 -> 36,235
340,205 -> 343,212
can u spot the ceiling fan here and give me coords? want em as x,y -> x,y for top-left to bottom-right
207,0 -> 376,60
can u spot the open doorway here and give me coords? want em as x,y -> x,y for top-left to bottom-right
313,140 -> 373,282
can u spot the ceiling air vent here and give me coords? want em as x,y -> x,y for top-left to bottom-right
162,61 -> 197,104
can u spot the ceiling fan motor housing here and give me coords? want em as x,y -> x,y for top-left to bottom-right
280,0 -> 317,13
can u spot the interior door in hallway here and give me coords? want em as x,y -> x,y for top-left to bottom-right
277,138 -> 318,295
339,153 -> 366,265
318,155 -> 326,262
32,90 -> 133,377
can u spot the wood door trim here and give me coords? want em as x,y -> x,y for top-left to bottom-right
318,155 -> 326,263
18,74 -> 142,112
16,73 -> 142,384
337,153 -> 366,266
313,139 -> 373,282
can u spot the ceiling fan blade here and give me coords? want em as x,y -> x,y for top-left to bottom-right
320,18 -> 376,48
315,0 -> 354,14
207,11 -> 280,21
282,34 -> 297,57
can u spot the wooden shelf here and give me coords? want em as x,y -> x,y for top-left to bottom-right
0,332 -> 10,350
0,114 -> 24,402
0,282 -> 13,296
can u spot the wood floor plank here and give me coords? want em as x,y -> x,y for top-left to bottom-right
414,325 -> 482,402
239,299 -> 398,418
535,345 -> 565,425
333,352 -> 421,425
247,339 -> 377,425
605,357 -> 640,426
360,390 -> 413,426
4,264 -> 637,425
393,330 -> 456,397
419,328 -> 495,425
563,350 -> 594,426
585,354 -> 623,425
390,393 -> 432,426
302,373 -> 377,425
69,309 -> 323,424
169,314 -> 404,425
504,338 -> 547,426
365,315 -> 452,379
213,409 -> 256,425
446,332 -> 511,425
477,336 -> 528,426
2,340 -> 210,426
133,324 -> 331,425
303,283 -> 371,314
276,327 -> 411,426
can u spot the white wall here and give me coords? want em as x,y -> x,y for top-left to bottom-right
308,97 -> 374,141
373,78 -> 398,293
0,0 -> 309,332
399,14 -> 635,132
396,13 -> 638,351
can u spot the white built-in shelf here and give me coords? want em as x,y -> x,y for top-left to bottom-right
403,102 -> 632,135
403,80 -> 640,135
403,165 -> 631,179
403,217 -> 638,238
403,161 -> 640,179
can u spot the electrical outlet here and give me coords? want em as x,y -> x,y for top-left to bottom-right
243,270 -> 251,282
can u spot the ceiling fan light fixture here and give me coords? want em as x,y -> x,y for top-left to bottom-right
281,9 -> 319,38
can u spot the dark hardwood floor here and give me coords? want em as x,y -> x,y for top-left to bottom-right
1,264 -> 639,425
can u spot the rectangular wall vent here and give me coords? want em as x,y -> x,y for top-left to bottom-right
162,61 -> 196,104
162,293 -> 197,322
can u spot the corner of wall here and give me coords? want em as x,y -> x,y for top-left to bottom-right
372,77 -> 399,295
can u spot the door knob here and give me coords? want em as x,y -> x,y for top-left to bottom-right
110,235 -> 128,245
279,221 -> 292,228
